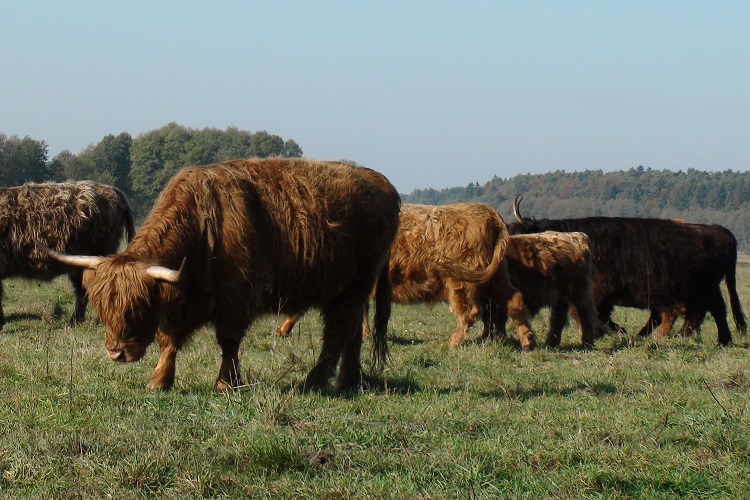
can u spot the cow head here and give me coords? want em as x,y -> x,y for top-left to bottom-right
37,243 -> 184,363
509,196 -> 541,235
508,196 -> 552,234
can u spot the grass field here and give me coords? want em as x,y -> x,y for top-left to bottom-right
1,266 -> 749,498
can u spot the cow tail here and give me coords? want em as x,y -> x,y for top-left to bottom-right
438,218 -> 509,284
371,257 -> 392,372
115,187 -> 136,243
725,259 -> 747,334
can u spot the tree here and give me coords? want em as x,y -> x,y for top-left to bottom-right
248,130 -> 285,157
282,139 -> 303,158
88,132 -> 132,194
50,149 -> 85,180
0,134 -> 53,186
129,123 -> 304,214
129,123 -> 186,214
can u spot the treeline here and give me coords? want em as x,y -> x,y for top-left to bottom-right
405,166 -> 750,250
4,129 -> 749,249
0,122 -> 302,215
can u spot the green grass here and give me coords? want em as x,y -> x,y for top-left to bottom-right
1,268 -> 750,498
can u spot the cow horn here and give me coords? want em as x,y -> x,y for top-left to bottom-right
513,196 -> 526,224
35,241 -> 104,269
145,257 -> 185,283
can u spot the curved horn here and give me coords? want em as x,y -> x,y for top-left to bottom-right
35,240 -> 104,269
145,257 -> 185,283
513,196 -> 526,224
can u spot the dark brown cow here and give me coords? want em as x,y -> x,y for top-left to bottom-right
1,181 -> 134,327
483,231 -> 601,347
510,197 -> 746,345
43,159 -> 400,391
277,203 -> 536,349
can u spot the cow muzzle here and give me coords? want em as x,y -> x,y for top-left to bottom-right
107,349 -> 126,362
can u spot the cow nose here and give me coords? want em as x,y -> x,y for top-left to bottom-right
107,349 -> 125,362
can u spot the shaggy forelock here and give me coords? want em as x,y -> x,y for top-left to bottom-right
84,260 -> 153,333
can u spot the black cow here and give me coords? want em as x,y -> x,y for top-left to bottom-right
509,197 -> 746,345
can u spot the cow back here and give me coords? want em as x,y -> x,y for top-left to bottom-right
0,181 -> 133,280
389,203 -> 506,304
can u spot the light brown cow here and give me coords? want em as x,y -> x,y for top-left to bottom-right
277,203 -> 536,349
483,231 -> 601,347
1,181 -> 134,327
42,159 -> 400,392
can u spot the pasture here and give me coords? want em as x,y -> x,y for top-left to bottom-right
1,266 -> 749,498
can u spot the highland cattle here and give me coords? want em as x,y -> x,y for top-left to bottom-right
1,181 -> 134,327
42,159 -> 400,391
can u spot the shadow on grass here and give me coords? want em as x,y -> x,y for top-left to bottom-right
474,381 -> 619,401
4,312 -> 45,323
283,369 -> 617,402
280,373 -> 425,399
386,334 -> 426,346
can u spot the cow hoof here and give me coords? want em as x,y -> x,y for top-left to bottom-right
146,380 -> 173,391
215,377 -> 243,392
334,373 -> 363,392
448,337 -> 467,348
521,339 -> 536,351
298,380 -> 326,393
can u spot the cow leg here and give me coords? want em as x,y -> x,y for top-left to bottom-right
336,306 -> 366,390
571,289 -> 600,347
304,298 -> 363,390
499,288 -> 534,350
546,301 -> 569,348
362,300 -> 372,338
489,265 -> 535,350
481,298 -> 507,341
656,308 -> 678,337
147,332 -> 179,391
637,309 -> 662,337
446,287 -> 476,347
679,304 -> 705,339
598,302 -> 626,334
505,290 -> 535,350
480,301 -> 493,340
708,289 -> 732,346
68,271 -> 87,325
275,312 -> 302,337
215,323 -> 246,391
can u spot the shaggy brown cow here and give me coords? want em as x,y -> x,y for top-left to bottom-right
510,197 -> 746,345
1,181 -> 134,327
482,231 -> 601,347
277,203 -> 536,349
43,159 -> 400,391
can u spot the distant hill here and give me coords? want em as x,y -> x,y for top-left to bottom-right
403,167 -> 750,250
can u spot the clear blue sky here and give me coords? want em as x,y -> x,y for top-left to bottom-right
2,2 -> 749,193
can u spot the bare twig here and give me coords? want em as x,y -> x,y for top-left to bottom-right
654,412 -> 670,442
68,343 -> 74,414
703,379 -> 731,419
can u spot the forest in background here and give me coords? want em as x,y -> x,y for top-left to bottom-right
405,167 -> 750,250
1,125 -> 748,249
0,122 -> 302,215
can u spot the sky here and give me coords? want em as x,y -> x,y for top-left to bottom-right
2,2 -> 749,194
